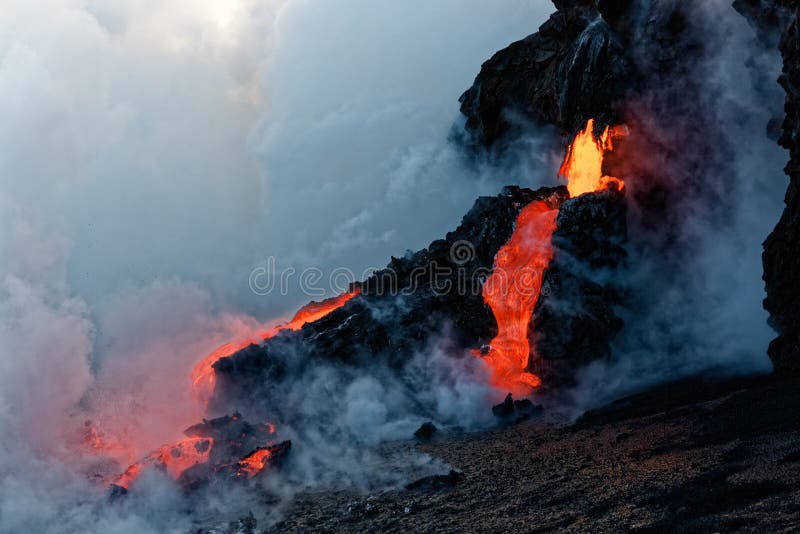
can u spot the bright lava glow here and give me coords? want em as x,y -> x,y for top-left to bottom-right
558,118 -> 625,197
190,289 -> 360,410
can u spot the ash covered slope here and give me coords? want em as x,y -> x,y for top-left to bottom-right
735,0 -> 800,374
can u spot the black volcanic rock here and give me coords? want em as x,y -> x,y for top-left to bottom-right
414,422 -> 438,440
458,2 -> 634,146
735,1 -> 800,374
531,184 -> 627,385
404,470 -> 465,491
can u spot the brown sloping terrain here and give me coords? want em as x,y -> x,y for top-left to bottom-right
265,375 -> 800,533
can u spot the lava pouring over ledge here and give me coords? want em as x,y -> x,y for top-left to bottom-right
558,119 -> 625,197
481,201 -> 558,394
480,119 -> 625,395
191,289 -> 360,410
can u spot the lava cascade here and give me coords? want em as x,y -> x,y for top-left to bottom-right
481,201 -> 558,394
480,118 -> 624,395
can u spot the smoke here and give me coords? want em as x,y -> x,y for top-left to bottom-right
568,0 -> 787,408
0,0 -> 554,530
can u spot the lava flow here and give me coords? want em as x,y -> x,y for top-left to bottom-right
112,290 -> 358,491
191,289 -> 360,409
481,201 -> 558,394
480,118 -> 624,395
115,437 -> 213,490
236,447 -> 274,479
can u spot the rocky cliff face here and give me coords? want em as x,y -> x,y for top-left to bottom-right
734,0 -> 800,374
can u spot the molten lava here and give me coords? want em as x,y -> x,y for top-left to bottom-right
480,118 -> 624,395
191,289 -> 360,409
236,447 -> 273,479
481,201 -> 558,395
115,437 -> 213,490
558,118 -> 625,197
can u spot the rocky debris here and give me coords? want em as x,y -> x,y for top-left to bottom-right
492,394 -> 543,422
413,422 -> 437,440
404,470 -> 465,492
735,0 -> 800,374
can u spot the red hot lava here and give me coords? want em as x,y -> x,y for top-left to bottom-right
191,289 -> 360,410
113,290 -> 358,490
115,437 -> 212,489
480,118 -> 625,396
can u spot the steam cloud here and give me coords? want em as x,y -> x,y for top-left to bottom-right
0,0 -> 552,531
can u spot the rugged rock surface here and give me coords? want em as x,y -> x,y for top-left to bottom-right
532,184 -> 627,385
458,2 -> 633,145
735,0 -> 800,374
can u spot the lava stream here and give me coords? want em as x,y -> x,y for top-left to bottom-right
191,289 -> 360,409
113,290 -> 358,490
482,201 -> 558,394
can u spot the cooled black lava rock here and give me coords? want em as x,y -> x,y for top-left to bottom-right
735,0 -> 800,374
492,393 -> 516,418
492,394 -> 543,421
414,422 -> 438,440
179,413 -> 289,489
405,470 -> 465,491
531,184 -> 627,386
458,1 -> 635,147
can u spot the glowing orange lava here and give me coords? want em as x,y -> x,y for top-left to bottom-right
236,448 -> 273,479
191,289 -> 360,409
480,118 -> 625,395
481,201 -> 558,395
558,118 -> 625,197
115,437 -> 213,490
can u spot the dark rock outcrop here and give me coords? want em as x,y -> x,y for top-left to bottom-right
213,182 -> 627,417
414,422 -> 438,440
532,183 -> 627,385
734,1 -> 800,374
458,2 -> 634,147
